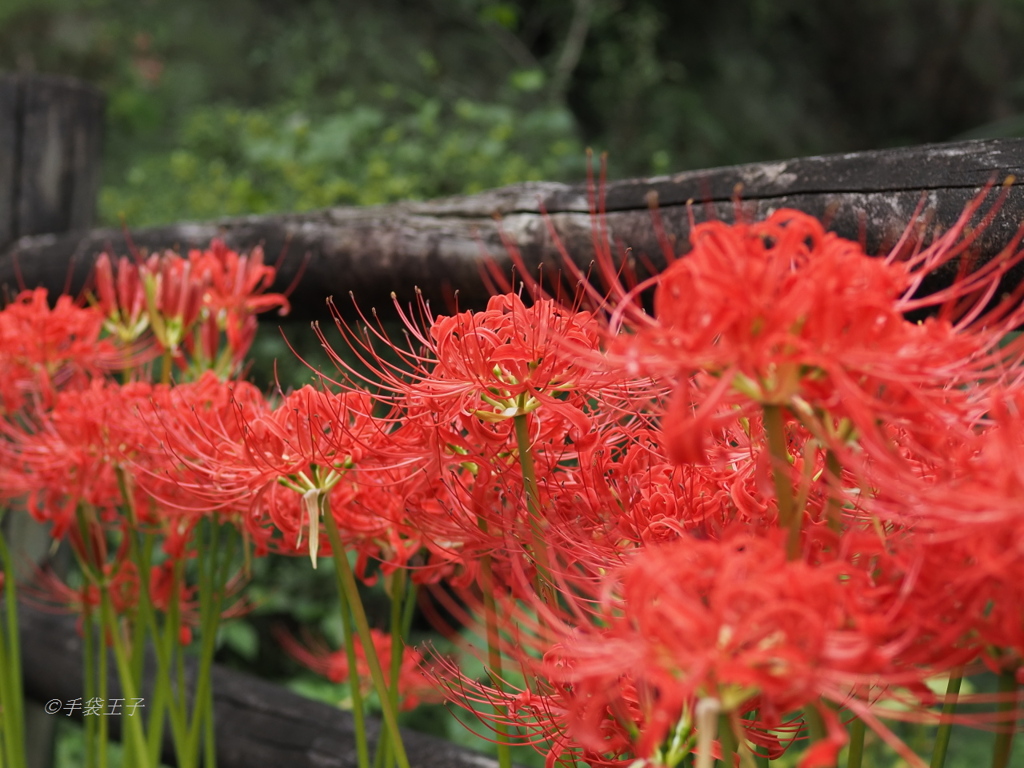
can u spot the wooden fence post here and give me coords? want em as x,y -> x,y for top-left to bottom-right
0,71 -> 105,768
0,73 -> 105,253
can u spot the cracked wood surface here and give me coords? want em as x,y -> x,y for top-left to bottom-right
3,138 -> 1024,322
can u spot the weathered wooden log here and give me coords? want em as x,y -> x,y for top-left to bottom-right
17,603 -> 510,768
0,74 -> 105,251
4,139 -> 1024,321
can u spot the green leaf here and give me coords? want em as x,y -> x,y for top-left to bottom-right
218,621 -> 260,661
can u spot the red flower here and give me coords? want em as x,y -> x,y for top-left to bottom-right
859,386 -> 1024,677
93,252 -> 152,343
615,201 -> 1024,464
319,292 -> 605,439
275,626 -> 442,710
147,378 -> 405,568
0,289 -> 127,412
0,379 -> 163,538
189,239 -> 290,319
460,532 -> 957,768
92,240 -> 290,373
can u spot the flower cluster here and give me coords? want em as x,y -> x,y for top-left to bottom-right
4,191 -> 1024,768
0,241 -> 292,768
400,199 -> 1024,768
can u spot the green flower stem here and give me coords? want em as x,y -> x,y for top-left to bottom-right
475,510 -> 512,768
130,528 -> 174,768
374,568 -> 410,768
327,520 -> 410,768
115,467 -> 150,695
0,524 -> 27,768
157,557 -> 190,764
319,505 -> 376,768
160,347 -> 173,386
204,703 -> 216,768
991,671 -> 1019,768
73,508 -> 104,768
930,670 -> 963,768
324,512 -> 411,768
762,405 -> 798,559
185,519 -> 236,768
184,520 -> 223,768
135,540 -> 181,768
400,580 -> 418,638
0,616 -> 16,768
82,605 -> 98,768
388,570 -> 406,713
718,713 -> 737,767
512,413 -> 554,599
823,449 -> 844,533
130,566 -> 148,691
115,467 -> 174,765
804,706 -> 825,744
847,716 -> 866,768
133,536 -> 190,767
480,552 -> 513,768
98,587 -> 151,768
97,608 -> 110,768
660,721 -> 696,768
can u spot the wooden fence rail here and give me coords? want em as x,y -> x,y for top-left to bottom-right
3,139 -> 1024,321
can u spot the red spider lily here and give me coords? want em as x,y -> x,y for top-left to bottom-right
0,379 -> 167,538
273,362 -> 608,589
110,371 -> 285,557
422,293 -> 599,425
316,292 -> 607,439
146,380 -> 406,568
251,472 -> 413,577
534,406 -> 870,580
227,385 -> 385,566
301,288 -> 658,592
275,626 -> 442,710
386,412 -> 642,596
185,240 -> 290,372
188,240 -> 290,320
128,371 -> 272,509
0,288 -> 129,412
93,252 -> 153,343
144,253 -> 206,354
856,386 -> 1024,679
607,199 -> 1024,465
441,532 -> 974,768
27,559 -> 140,627
93,240 -> 289,372
428,650 -> 638,768
0,371 -> 279,557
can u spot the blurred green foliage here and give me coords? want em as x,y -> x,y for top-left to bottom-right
8,0 -> 1024,226
100,93 -> 583,225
